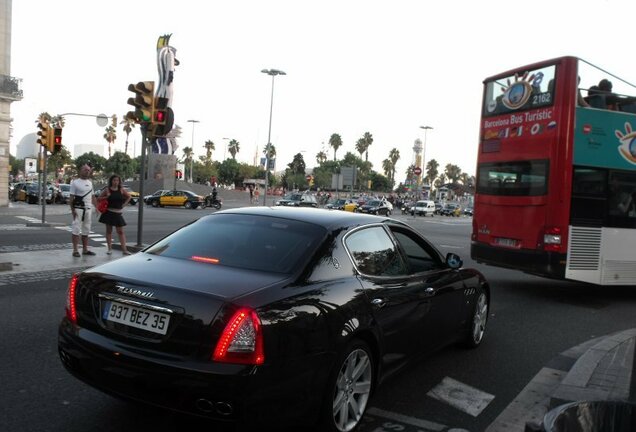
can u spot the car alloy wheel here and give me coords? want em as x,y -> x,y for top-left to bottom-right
184,201 -> 193,209
151,200 -> 159,207
465,288 -> 488,348
329,340 -> 373,432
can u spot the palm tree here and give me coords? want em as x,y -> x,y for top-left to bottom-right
389,148 -> 400,184
228,139 -> 240,159
382,159 -> 392,178
50,114 -> 65,129
444,163 -> 462,184
329,133 -> 342,161
204,140 -> 215,163
362,131 -> 373,162
182,146 -> 193,182
355,138 -> 366,159
425,159 -> 439,186
120,116 -> 136,155
316,151 -> 327,165
103,126 -> 117,158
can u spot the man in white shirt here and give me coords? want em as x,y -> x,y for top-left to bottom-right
69,164 -> 98,257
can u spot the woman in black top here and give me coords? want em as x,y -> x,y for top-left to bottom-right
98,175 -> 132,255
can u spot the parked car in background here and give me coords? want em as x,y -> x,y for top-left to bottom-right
146,190 -> 204,209
464,207 -> 474,217
58,207 -> 490,432
343,200 -> 359,212
58,184 -> 71,204
440,203 -> 462,217
410,200 -> 436,217
357,199 -> 393,216
275,193 -> 318,207
434,201 -> 443,214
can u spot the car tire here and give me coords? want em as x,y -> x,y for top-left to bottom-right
151,200 -> 159,208
387,209 -> 391,216
463,287 -> 488,349
322,339 -> 374,432
184,201 -> 193,209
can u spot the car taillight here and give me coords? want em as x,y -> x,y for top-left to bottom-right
543,226 -> 562,252
66,274 -> 79,323
213,308 -> 264,365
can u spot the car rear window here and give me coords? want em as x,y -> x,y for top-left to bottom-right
145,214 -> 327,274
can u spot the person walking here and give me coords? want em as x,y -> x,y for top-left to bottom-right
97,174 -> 132,255
70,164 -> 98,257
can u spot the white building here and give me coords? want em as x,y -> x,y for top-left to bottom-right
15,132 -> 37,159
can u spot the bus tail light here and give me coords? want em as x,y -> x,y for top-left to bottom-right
542,227 -> 562,252
471,219 -> 477,240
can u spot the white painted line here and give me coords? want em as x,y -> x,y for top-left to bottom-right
427,376 -> 495,417
439,245 -> 464,249
366,407 -> 446,431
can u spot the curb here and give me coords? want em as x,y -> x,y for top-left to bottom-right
486,329 -> 636,432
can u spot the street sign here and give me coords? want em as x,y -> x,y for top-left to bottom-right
413,167 -> 422,176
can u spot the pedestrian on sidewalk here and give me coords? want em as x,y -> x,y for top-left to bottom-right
70,164 -> 98,257
97,174 -> 132,255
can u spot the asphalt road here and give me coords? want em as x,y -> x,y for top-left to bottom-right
2,206 -> 636,431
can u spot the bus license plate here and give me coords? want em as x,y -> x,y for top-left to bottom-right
102,301 -> 170,335
494,237 -> 517,248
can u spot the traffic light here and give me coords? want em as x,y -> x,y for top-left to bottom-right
151,97 -> 169,137
52,127 -> 63,153
126,81 -> 154,124
175,169 -> 182,179
36,122 -> 50,148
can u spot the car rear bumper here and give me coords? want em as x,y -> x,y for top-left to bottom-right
58,319 -> 331,427
471,241 -> 566,279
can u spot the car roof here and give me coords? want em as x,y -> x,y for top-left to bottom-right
211,206 -> 399,230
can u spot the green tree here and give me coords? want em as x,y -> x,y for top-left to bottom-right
362,131 -> 373,162
120,115 -> 136,155
425,159 -> 439,186
355,137 -> 366,160
204,140 -> 215,163
104,151 -> 135,180
382,159 -> 392,178
218,158 -> 241,186
329,133 -> 342,161
75,152 -> 106,173
103,126 -> 117,158
369,171 -> 391,192
444,163 -> 462,183
316,150 -> 327,166
47,147 -> 73,177
181,146 -> 193,182
287,153 -> 306,175
228,139 -> 240,160
389,148 -> 400,185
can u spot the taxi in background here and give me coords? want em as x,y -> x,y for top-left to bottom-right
147,190 -> 204,209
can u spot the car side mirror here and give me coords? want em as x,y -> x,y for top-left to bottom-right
445,253 -> 463,269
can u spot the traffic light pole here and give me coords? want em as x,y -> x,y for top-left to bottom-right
41,149 -> 47,224
136,125 -> 148,248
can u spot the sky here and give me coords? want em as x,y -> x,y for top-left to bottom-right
8,0 -> 636,184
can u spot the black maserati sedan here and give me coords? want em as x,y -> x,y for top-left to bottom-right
58,207 -> 490,432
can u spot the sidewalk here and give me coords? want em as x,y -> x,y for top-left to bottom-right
486,329 -> 636,431
0,201 -> 71,217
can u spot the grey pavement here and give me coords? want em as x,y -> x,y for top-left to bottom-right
1,202 -> 635,431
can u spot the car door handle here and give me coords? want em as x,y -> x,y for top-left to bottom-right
371,298 -> 386,308
424,287 -> 435,297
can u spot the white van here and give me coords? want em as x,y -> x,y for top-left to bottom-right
411,200 -> 436,216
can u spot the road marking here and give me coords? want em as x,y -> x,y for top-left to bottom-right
427,377 -> 495,417
366,407 -> 447,431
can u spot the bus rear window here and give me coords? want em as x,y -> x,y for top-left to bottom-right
477,160 -> 548,196
483,64 -> 556,117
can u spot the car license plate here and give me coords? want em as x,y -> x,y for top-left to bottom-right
494,237 -> 517,248
102,300 -> 170,335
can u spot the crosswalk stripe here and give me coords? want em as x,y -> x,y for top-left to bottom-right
427,377 -> 495,417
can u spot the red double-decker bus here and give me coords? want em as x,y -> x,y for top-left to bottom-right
471,56 -> 636,286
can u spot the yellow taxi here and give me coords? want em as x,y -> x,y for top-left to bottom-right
147,190 -> 204,209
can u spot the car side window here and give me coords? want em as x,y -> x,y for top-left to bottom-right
345,226 -> 407,277
390,229 -> 442,274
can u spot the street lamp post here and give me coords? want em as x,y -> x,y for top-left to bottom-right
420,125 -> 433,198
222,137 -> 230,161
261,68 -> 286,206
187,119 -> 200,184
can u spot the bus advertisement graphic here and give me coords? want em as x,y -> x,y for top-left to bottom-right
575,107 -> 636,168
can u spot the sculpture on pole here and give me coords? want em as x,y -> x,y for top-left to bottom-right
152,34 -> 179,154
